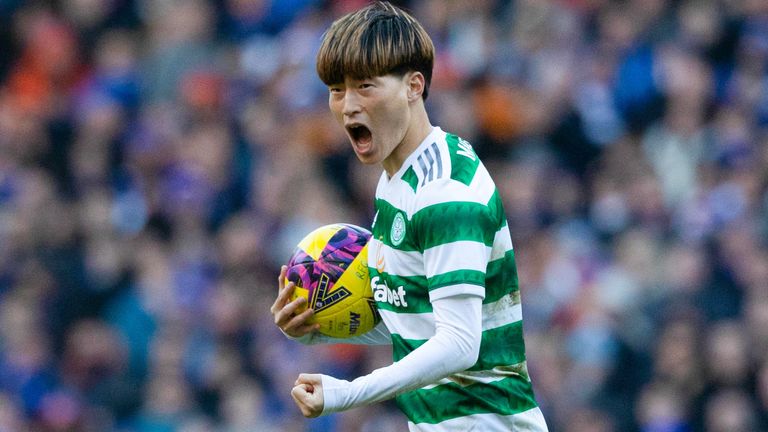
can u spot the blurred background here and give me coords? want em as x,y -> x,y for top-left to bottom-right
0,0 -> 767,431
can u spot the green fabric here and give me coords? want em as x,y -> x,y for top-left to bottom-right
396,376 -> 538,424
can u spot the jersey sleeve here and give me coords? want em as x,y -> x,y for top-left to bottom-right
284,320 -> 391,345
412,177 -> 496,302
321,294 -> 482,414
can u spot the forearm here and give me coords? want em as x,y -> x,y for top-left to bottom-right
285,320 -> 391,345
321,295 -> 482,414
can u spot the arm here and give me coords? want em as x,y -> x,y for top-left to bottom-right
287,320 -> 391,345
292,294 -> 482,416
292,177 -> 495,416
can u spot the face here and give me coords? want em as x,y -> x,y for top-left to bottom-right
328,73 -> 416,174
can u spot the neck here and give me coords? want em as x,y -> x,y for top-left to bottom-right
382,107 -> 433,177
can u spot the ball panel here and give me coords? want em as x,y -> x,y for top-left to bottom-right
286,258 -> 315,293
330,242 -> 370,298
314,297 -> 379,338
319,224 -> 369,266
296,224 -> 347,261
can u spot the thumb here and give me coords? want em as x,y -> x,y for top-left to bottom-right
296,373 -> 321,386
291,383 -> 309,397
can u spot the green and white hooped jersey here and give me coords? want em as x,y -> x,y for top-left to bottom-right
369,127 -> 546,431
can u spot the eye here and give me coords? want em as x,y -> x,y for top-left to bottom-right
330,88 -> 346,100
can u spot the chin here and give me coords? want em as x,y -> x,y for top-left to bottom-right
354,153 -> 380,165
350,144 -> 379,164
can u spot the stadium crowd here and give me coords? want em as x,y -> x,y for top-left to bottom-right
0,0 -> 767,430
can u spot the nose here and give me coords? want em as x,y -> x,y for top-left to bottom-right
342,90 -> 362,117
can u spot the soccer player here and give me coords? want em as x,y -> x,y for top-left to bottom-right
270,2 -> 549,430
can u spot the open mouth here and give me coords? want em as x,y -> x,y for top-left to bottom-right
346,124 -> 373,150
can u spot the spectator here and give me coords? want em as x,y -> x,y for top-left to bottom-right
0,0 -> 766,430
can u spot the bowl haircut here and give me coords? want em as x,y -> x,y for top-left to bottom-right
316,1 -> 435,100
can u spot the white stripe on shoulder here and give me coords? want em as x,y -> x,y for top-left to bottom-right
414,172 -> 496,212
468,161 -> 496,197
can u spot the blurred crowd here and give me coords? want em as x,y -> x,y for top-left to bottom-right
0,0 -> 767,431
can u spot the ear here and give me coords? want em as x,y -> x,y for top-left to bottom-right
406,71 -> 425,102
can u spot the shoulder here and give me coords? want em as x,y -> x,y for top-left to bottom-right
400,130 -> 486,189
443,133 -> 482,187
410,132 -> 495,211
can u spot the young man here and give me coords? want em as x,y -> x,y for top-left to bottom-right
270,2 -> 549,430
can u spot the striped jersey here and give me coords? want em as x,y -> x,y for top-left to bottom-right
368,127 -> 547,431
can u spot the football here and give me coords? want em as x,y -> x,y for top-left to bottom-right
286,223 -> 380,338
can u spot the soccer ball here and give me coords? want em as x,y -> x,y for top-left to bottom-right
286,223 -> 380,338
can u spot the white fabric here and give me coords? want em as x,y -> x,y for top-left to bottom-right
377,309 -> 435,340
413,162 -> 497,210
490,224 -> 513,260
286,320 -> 391,345
423,241 -> 491,278
368,238 -> 424,276
377,296 -> 521,341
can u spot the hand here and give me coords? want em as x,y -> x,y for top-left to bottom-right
270,265 -> 319,338
291,373 -> 324,417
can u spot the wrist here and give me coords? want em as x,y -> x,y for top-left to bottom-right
320,374 -> 351,415
282,329 -> 315,344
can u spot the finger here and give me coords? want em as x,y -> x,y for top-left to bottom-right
296,373 -> 312,384
281,303 -> 314,332
294,376 -> 316,392
270,280 -> 297,315
272,288 -> 298,322
290,386 -> 302,403
274,294 -> 307,326
291,385 -> 320,418
291,384 -> 304,398
291,386 -> 310,414
278,265 -> 287,290
297,373 -> 322,389
270,266 -> 290,314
